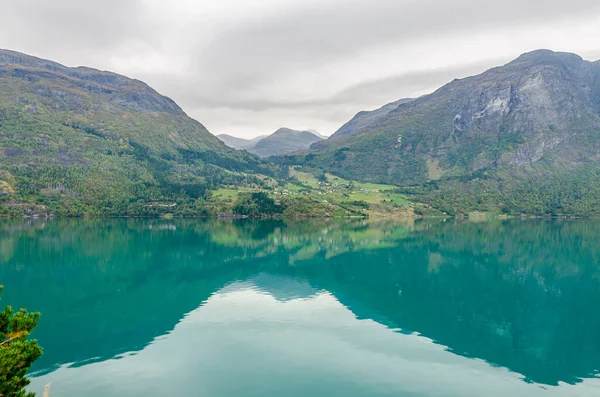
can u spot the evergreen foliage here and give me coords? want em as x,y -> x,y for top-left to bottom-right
233,192 -> 285,216
0,286 -> 42,397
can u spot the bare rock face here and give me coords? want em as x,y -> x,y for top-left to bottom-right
452,81 -> 514,137
308,50 -> 600,184
443,51 -> 597,143
449,52 -> 598,168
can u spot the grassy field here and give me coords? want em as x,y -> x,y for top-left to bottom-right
289,168 -> 320,188
348,191 -> 409,206
207,167 -> 416,217
288,167 -> 413,215
211,188 -> 241,201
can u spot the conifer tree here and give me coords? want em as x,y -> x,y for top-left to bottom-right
0,286 -> 42,397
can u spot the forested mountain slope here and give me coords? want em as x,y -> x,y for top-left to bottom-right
0,49 -> 273,216
280,50 -> 600,216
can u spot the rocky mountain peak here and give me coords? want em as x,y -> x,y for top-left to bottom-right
272,127 -> 298,136
509,49 -> 584,66
302,49 -> 600,187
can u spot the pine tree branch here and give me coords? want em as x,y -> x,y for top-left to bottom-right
0,331 -> 27,346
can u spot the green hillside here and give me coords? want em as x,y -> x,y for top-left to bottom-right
0,49 -> 277,217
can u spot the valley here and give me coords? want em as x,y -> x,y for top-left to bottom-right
1,49 -> 600,218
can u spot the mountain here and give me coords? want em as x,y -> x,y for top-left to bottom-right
286,50 -> 600,216
251,128 -> 323,157
217,134 -> 265,150
306,129 -> 328,139
219,128 -> 323,157
0,49 -> 272,216
332,98 -> 414,138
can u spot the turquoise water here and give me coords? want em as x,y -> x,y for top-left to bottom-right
1,219 -> 600,396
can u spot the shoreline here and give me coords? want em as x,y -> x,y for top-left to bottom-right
2,213 -> 598,221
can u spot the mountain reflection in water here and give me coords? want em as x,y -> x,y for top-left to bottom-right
1,218 -> 599,396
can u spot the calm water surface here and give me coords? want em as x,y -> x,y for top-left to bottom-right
1,219 -> 600,396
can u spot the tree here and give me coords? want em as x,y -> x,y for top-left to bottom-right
233,192 -> 284,217
0,286 -> 42,397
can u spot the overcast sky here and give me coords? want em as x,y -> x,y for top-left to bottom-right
2,0 -> 600,138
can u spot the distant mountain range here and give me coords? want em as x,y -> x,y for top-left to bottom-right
283,49 -> 600,216
217,134 -> 266,150
218,128 -> 323,157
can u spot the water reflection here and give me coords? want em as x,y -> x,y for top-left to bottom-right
1,218 -> 599,393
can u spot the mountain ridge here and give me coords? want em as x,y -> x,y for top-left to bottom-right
0,49 -> 273,216
251,128 -> 323,157
0,49 -> 187,117
218,127 -> 323,157
330,98 -> 414,138
217,134 -> 265,150
283,49 -> 600,216
309,49 -> 600,176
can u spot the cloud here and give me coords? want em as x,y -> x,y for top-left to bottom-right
329,59 -> 510,106
167,0 -> 600,136
174,60 -> 507,138
164,58 -> 503,112
195,0 -> 600,90
0,0 -> 151,58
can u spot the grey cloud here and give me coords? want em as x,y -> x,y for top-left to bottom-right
581,49 -> 600,61
329,59 -> 510,107
197,0 -> 600,90
160,58 -> 510,137
156,57 -> 505,112
0,0 -> 149,55
165,0 -> 600,137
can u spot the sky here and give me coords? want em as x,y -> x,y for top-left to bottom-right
2,0 -> 600,138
